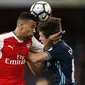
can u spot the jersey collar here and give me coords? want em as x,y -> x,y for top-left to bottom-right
11,31 -> 23,43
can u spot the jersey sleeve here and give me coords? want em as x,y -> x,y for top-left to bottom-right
45,45 -> 73,61
31,36 -> 44,53
0,35 -> 4,59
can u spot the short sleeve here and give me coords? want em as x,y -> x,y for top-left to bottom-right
0,35 -> 4,59
31,36 -> 44,52
46,46 -> 64,60
46,44 -> 73,61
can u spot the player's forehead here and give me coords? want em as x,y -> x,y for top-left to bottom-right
22,19 -> 36,25
39,32 -> 44,36
28,20 -> 36,25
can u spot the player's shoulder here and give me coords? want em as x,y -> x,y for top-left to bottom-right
52,40 -> 70,50
59,40 -> 72,50
59,40 -> 74,57
0,32 -> 13,40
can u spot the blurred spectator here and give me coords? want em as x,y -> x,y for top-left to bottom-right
74,39 -> 85,85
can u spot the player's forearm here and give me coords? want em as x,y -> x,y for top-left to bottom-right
27,52 -> 49,63
43,30 -> 64,51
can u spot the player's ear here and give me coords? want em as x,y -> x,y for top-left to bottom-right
32,24 -> 36,28
31,23 -> 37,32
17,21 -> 23,28
32,24 -> 36,33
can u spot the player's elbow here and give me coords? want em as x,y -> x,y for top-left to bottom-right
29,59 -> 38,63
27,53 -> 38,63
27,57 -> 38,63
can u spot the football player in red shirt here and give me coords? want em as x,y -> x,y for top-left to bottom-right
0,12 -> 62,85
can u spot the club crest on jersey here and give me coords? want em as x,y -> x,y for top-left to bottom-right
26,43 -> 31,48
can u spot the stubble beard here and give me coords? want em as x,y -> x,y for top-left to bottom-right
24,35 -> 33,40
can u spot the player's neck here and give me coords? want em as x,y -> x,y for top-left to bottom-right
53,39 -> 61,44
13,29 -> 23,41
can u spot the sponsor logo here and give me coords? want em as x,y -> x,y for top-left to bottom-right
5,55 -> 26,65
26,43 -> 31,48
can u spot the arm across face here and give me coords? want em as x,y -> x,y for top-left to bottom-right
27,30 -> 65,63
27,31 -> 64,75
44,30 -> 65,51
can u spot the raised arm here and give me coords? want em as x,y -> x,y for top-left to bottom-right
43,30 -> 65,51
27,30 -> 65,75
27,30 -> 65,63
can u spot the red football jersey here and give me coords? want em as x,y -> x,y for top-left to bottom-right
0,32 -> 32,85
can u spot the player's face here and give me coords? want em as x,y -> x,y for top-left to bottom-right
39,32 -> 48,45
21,20 -> 36,40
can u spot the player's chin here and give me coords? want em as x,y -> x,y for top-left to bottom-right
41,42 -> 46,45
25,35 -> 33,40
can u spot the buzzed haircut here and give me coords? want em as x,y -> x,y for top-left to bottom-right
37,17 -> 62,38
17,12 -> 38,23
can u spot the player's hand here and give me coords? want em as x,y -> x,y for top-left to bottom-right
43,30 -> 65,51
49,30 -> 65,41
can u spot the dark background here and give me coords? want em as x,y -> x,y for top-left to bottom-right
0,7 -> 85,85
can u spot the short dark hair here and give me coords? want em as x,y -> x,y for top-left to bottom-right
17,12 -> 38,22
37,17 -> 62,38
